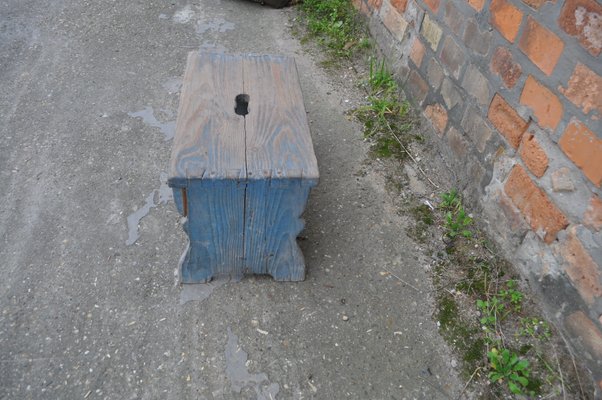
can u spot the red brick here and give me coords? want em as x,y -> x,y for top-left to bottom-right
519,133 -> 548,178
559,119 -> 602,187
559,0 -> 602,56
382,3 -> 409,41
565,311 -> 602,358
561,226 -> 602,304
490,0 -> 524,43
559,63 -> 602,116
467,0 -> 485,11
406,70 -> 430,105
584,195 -> 602,231
368,0 -> 383,10
410,39 -> 426,67
488,94 -> 529,149
521,0 -> 555,9
353,0 -> 371,14
519,76 -> 563,130
519,17 -> 564,76
424,0 -> 440,13
390,0 -> 408,13
504,165 -> 569,243
491,47 -> 522,88
444,2 -> 464,36
424,103 -> 448,135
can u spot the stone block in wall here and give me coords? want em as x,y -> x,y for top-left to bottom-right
424,0 -> 440,13
559,119 -> 602,187
441,77 -> 463,110
380,0 -> 409,41
368,0 -> 384,10
427,58 -> 444,89
440,37 -> 465,79
504,164 -> 569,243
421,13 -> 443,51
559,0 -> 602,56
410,38 -> 426,67
584,195 -> 602,231
464,19 -> 492,55
462,105 -> 494,153
488,94 -> 529,149
390,0 -> 409,13
560,226 -> 602,305
559,63 -> 602,117
406,70 -> 430,105
565,311 -> 602,362
462,64 -> 491,106
491,47 -> 522,88
519,76 -> 563,130
551,167 -> 575,192
424,103 -> 448,134
519,16 -> 564,76
467,0 -> 485,11
490,0 -> 524,43
444,2 -> 464,37
519,131 -> 549,178
447,126 -> 470,158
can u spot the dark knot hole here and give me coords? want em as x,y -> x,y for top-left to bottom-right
235,94 -> 250,116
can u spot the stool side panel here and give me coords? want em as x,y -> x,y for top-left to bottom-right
183,180 -> 245,280
243,55 -> 319,181
244,179 -> 312,281
170,52 -> 246,182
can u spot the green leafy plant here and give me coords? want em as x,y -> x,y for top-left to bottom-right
439,189 -> 461,212
368,58 -> 397,95
519,317 -> 551,341
444,208 -> 473,238
488,348 -> 531,395
499,279 -> 523,312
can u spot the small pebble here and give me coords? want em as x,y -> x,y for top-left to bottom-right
342,315 -> 349,321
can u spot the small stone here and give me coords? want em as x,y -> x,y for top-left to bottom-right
451,359 -> 458,368
551,167 -> 575,192
342,315 -> 349,321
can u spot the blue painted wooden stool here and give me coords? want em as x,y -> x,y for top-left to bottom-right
168,52 -> 319,283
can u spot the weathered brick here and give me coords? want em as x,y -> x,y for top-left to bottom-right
421,13 -> 443,51
410,39 -> 426,67
519,133 -> 548,178
444,2 -> 464,36
559,0 -> 602,56
566,311 -> 602,359
519,76 -> 563,130
368,0 -> 383,10
488,94 -> 529,149
441,78 -> 462,110
490,0 -> 523,43
584,195 -> 602,231
447,126 -> 470,158
462,64 -> 490,106
561,228 -> 602,304
406,70 -> 430,105
521,0 -> 555,9
427,58 -> 444,89
424,0 -> 440,13
381,1 -> 409,41
464,19 -> 492,55
559,119 -> 602,187
424,103 -> 448,135
491,47 -> 522,88
461,106 -> 493,152
551,167 -> 575,192
390,0 -> 408,13
467,0 -> 485,11
504,165 -> 569,243
440,37 -> 465,79
519,17 -> 564,76
559,63 -> 602,116
354,0 -> 371,15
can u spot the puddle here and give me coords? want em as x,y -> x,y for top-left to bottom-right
125,173 -> 173,246
225,327 -> 280,399
128,106 -> 176,141
196,17 -> 235,35
179,278 -> 230,305
173,5 -> 195,24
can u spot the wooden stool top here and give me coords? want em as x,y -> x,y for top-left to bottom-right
169,52 -> 319,188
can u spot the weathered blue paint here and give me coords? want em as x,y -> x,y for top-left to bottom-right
169,52 -> 319,283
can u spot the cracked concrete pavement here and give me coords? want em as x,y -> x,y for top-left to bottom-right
0,1 -> 465,398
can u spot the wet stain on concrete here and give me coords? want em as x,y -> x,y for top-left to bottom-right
179,277 -> 229,305
125,173 -> 173,246
128,106 -> 176,141
225,327 -> 280,399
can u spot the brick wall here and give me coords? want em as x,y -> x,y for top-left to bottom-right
353,0 -> 602,389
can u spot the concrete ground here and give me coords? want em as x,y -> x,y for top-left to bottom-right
0,1 -> 465,398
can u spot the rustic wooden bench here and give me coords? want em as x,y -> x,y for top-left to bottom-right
168,52 -> 319,283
